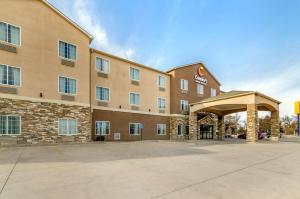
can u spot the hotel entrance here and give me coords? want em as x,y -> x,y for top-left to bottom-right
198,124 -> 214,140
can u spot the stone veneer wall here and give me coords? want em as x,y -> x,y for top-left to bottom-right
0,97 -> 91,144
170,116 -> 189,140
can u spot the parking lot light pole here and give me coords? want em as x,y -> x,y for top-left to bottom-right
298,114 -> 300,137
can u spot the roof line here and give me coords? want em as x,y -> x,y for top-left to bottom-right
41,0 -> 94,42
190,91 -> 281,106
90,48 -> 171,76
166,61 -> 221,86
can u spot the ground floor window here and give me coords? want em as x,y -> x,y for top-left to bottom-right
0,115 -> 21,135
129,123 -> 142,135
157,124 -> 167,135
96,121 -> 110,135
177,124 -> 186,136
59,118 -> 77,135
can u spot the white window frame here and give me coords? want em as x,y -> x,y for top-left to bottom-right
129,123 -> 142,135
157,75 -> 166,88
180,100 -> 189,111
211,88 -> 217,97
58,118 -> 78,136
58,40 -> 77,61
157,97 -> 166,110
129,92 -> 140,106
0,21 -> 21,46
95,56 -> 110,74
96,86 -> 110,102
0,64 -> 21,87
58,75 -> 78,96
129,67 -> 140,81
0,115 -> 21,136
157,124 -> 167,135
180,79 -> 188,91
95,121 -> 110,135
197,84 -> 204,95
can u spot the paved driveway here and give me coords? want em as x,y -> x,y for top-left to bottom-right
0,140 -> 300,199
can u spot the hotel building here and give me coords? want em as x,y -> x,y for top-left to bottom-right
0,0 -> 280,144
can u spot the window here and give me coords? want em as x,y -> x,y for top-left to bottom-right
180,79 -> 188,91
177,124 -> 185,136
0,64 -> 20,86
157,124 -> 166,135
0,22 -> 20,46
130,93 -> 140,106
59,76 -> 77,95
197,84 -> 204,95
58,118 -> 77,135
96,57 -> 109,73
158,98 -> 166,109
211,88 -> 217,97
0,115 -> 21,135
130,67 -> 140,81
180,100 -> 189,111
129,123 -> 142,135
158,75 -> 165,88
96,87 -> 109,101
95,121 -> 110,135
59,41 -> 76,61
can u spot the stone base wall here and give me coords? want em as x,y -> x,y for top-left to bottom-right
0,98 -> 91,144
170,116 -> 189,140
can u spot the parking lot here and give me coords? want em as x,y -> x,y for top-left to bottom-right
0,140 -> 300,199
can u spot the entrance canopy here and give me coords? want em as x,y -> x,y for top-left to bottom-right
190,91 -> 280,116
189,91 -> 281,142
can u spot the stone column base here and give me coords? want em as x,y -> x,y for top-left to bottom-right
270,136 -> 279,142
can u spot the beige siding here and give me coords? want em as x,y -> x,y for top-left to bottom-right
0,0 -> 90,104
91,51 -> 171,114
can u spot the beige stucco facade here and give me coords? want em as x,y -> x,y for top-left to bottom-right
91,49 -> 171,114
0,0 -> 91,104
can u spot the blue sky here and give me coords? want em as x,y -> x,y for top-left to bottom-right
49,0 -> 300,117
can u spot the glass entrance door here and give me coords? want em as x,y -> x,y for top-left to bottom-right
198,125 -> 214,140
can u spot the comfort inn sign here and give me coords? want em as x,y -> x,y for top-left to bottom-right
194,66 -> 208,85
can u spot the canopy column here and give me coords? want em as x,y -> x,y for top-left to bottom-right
270,110 -> 279,141
246,104 -> 258,142
189,112 -> 197,140
217,115 -> 225,140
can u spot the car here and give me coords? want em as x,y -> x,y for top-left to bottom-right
238,134 -> 246,139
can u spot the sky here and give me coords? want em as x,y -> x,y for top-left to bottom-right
48,0 -> 300,117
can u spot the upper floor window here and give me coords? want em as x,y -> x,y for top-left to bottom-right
180,79 -> 188,91
59,41 -> 76,61
158,98 -> 166,109
0,115 -> 21,135
96,86 -> 110,101
211,88 -> 217,97
0,64 -> 21,86
59,76 -> 77,95
0,22 -> 20,46
180,100 -> 189,111
197,84 -> 204,95
96,57 -> 109,74
58,118 -> 77,135
130,67 -> 140,81
129,123 -> 142,135
158,75 -> 165,88
96,121 -> 110,135
157,124 -> 167,135
130,93 -> 140,106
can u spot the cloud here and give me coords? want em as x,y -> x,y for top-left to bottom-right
72,0 -> 135,59
223,62 -> 300,117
